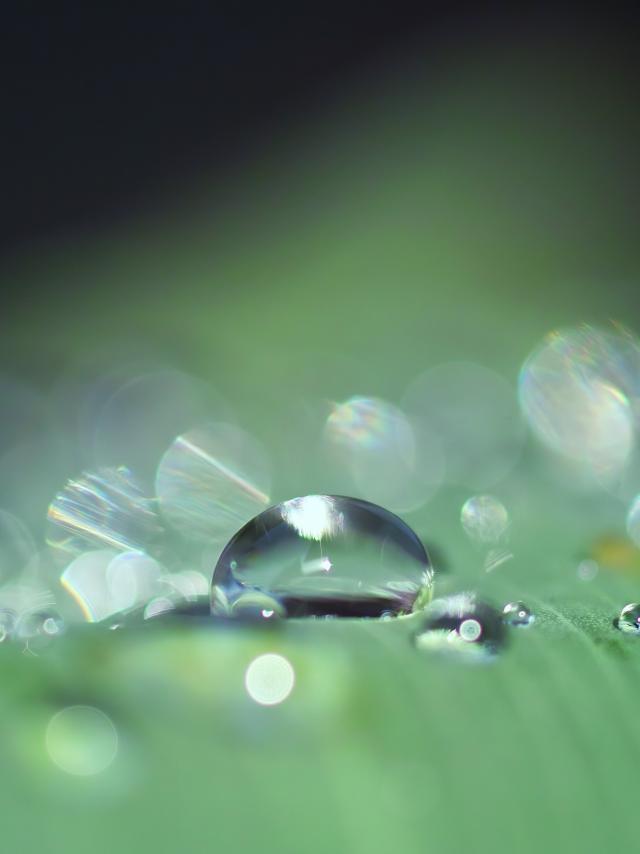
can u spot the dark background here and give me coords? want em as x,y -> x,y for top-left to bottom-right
3,5 -> 638,260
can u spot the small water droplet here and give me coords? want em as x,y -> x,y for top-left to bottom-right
414,594 -> 506,661
615,602 -> 640,634
502,601 -> 535,627
577,559 -> 599,581
212,494 -> 433,618
461,495 -> 509,545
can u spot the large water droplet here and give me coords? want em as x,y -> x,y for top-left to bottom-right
502,600 -> 534,627
615,602 -> 640,634
413,594 -> 506,661
211,495 -> 433,618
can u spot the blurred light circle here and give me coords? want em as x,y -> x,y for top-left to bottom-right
155,422 -> 272,543
519,325 -> 640,483
403,362 -> 524,489
626,495 -> 640,548
93,370 -> 232,483
461,495 -> 509,545
46,706 -> 118,776
106,550 -> 162,613
324,396 -> 444,512
46,466 -> 162,563
245,653 -> 295,706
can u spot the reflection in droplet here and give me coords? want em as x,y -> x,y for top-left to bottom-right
156,423 -> 272,544
414,594 -> 506,662
519,325 -> 640,483
245,654 -> 295,706
502,601 -> 534,627
324,396 -> 444,512
403,363 -> 524,489
47,467 -> 162,561
212,495 -> 433,618
461,495 -> 509,545
230,591 -> 286,621
615,603 -> 640,635
45,706 -> 118,776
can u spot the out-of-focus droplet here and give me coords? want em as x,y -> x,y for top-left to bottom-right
502,601 -> 534,627
106,550 -> 162,613
461,495 -> 509,545
0,608 -> 17,642
577,559 -> 599,581
626,495 -> 640,547
413,594 -> 506,662
47,467 -> 162,562
60,548 -> 162,622
45,706 -> 118,776
155,423 -> 272,545
615,603 -> 640,635
519,325 -> 640,484
212,494 -> 433,618
403,362 -> 524,489
324,396 -> 444,512
93,369 -> 232,482
244,653 -> 295,706
15,609 -> 65,651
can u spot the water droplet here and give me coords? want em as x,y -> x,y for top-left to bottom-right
461,495 -> 509,544
0,608 -> 17,642
47,467 -> 162,561
229,591 -> 286,621
15,609 -> 65,651
577,559 -> 599,581
413,594 -> 506,661
155,422 -> 272,544
519,324 -> 640,483
324,397 -> 444,512
615,602 -> 640,634
502,601 -> 534,627
212,494 -> 433,618
626,495 -> 640,547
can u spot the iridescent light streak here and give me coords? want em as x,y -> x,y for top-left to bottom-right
175,436 -> 270,504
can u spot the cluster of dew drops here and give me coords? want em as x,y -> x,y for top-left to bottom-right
3,323 -> 640,660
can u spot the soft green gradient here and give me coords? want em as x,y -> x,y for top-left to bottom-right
1,33 -> 639,853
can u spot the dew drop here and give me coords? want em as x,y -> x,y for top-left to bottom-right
413,594 -> 506,661
615,602 -> 640,634
502,600 -> 534,627
461,495 -> 509,545
211,494 -> 433,619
